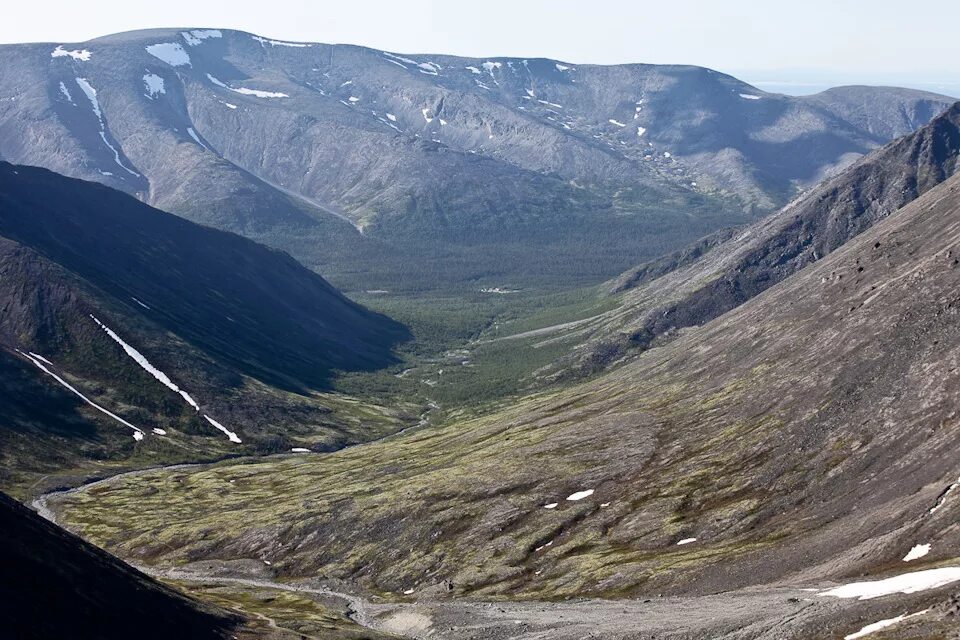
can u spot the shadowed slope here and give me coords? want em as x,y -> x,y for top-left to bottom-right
0,491 -> 239,639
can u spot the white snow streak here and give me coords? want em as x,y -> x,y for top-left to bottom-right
739,93 -> 762,100
75,78 -> 141,177
187,127 -> 212,152
566,489 -> 594,501
74,78 -> 101,119
204,414 -> 242,443
58,82 -> 74,103
677,538 -> 698,545
153,428 -> 167,435
929,476 -> 960,514
543,502 -> 558,509
30,352 -> 55,366
820,567 -> 960,600
251,35 -> 310,47
538,100 -> 563,109
608,119 -> 626,127
291,447 -> 310,453
17,350 -> 144,438
844,610 -> 929,640
206,74 -> 288,98
89,314 -> 200,411
130,297 -> 150,309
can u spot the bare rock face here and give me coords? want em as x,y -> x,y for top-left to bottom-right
0,29 -> 953,288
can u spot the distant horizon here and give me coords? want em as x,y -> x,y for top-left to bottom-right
4,0 -> 959,98
6,24 -> 959,100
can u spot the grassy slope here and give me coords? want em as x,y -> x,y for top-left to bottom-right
53,176 -> 960,603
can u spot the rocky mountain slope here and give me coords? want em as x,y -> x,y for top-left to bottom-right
51,166 -> 960,631
0,29 -> 952,290
0,490 -> 239,639
540,100 -> 960,374
0,163 -> 411,492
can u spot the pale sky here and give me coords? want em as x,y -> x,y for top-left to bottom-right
4,0 -> 958,96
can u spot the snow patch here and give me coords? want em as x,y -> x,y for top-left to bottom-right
152,428 -> 167,435
51,45 -> 91,61
845,610 -> 929,640
348,96 -> 360,102
130,297 -> 150,309
204,414 -> 242,443
637,126 -> 647,137
677,538 -> 697,545
182,30 -> 222,46
820,567 -> 960,600
608,119 -> 626,127
555,63 -> 572,71
466,65 -> 481,74
291,447 -> 310,453
143,74 -> 165,99
421,108 -> 434,123
739,93 -> 762,100
90,314 -> 199,411
386,113 -> 397,122
566,489 -> 594,501
543,503 -> 558,509
903,544 -> 931,562
146,42 -> 191,67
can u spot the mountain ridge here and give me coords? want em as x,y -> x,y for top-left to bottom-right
0,28 -> 952,290
0,162 -> 412,493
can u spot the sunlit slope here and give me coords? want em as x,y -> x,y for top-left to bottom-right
54,172 -> 960,601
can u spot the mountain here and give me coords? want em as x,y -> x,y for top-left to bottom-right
0,162 -> 410,492
541,100 -> 960,374
0,490 -> 238,639
52,165 -> 960,637
0,29 -> 952,290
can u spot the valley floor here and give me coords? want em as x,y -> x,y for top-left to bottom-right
34,452 -> 960,640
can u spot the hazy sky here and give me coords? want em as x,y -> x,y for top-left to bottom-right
4,0 -> 958,95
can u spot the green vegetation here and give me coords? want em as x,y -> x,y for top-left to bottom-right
174,582 -> 397,640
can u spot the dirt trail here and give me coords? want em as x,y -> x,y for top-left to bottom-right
478,314 -> 604,344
